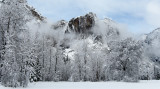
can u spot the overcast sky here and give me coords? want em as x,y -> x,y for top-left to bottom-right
27,0 -> 160,34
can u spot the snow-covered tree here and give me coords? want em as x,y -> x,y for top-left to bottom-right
0,0 -> 29,87
29,32 -> 43,82
106,38 -> 142,82
89,48 -> 106,81
1,0 -> 160,86
139,57 -> 154,80
71,40 -> 90,81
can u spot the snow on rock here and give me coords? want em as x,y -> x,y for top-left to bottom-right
52,20 -> 68,30
67,12 -> 96,34
145,28 -> 160,45
144,28 -> 160,65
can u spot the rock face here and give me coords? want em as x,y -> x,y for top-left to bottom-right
144,28 -> 160,65
145,28 -> 160,45
26,5 -> 45,21
62,12 -> 122,43
68,12 -> 96,33
144,28 -> 160,80
103,18 -> 120,38
52,20 -> 67,30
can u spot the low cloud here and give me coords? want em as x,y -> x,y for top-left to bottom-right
28,0 -> 160,34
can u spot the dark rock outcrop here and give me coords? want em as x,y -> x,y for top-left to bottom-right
67,12 -> 96,33
26,5 -> 45,21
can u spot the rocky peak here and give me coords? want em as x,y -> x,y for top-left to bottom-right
67,12 -> 96,33
144,28 -> 160,65
26,5 -> 45,21
145,28 -> 160,45
18,0 -> 27,3
52,20 -> 67,30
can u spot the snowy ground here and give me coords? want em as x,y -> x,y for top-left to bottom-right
0,81 -> 160,89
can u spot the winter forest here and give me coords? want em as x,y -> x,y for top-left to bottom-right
0,0 -> 160,88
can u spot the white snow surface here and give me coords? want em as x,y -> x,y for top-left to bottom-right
0,81 -> 160,89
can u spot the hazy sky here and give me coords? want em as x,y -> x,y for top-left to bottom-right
27,0 -> 160,34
